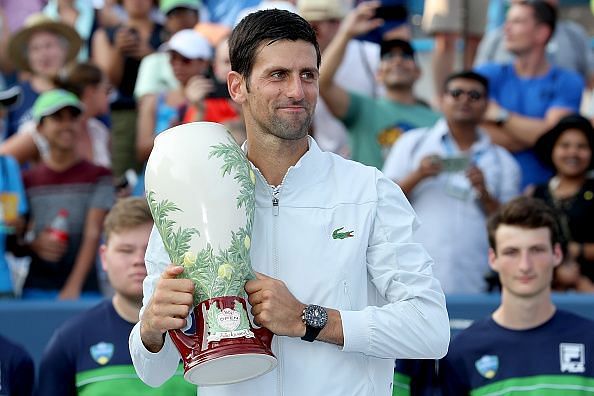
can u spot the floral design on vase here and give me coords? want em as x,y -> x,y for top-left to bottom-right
147,137 -> 256,339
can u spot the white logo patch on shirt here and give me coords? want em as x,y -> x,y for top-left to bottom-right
559,343 -> 585,373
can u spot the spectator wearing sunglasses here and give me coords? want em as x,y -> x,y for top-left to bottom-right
383,71 -> 520,294
319,1 -> 439,170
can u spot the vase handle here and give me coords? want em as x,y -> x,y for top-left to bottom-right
252,326 -> 274,349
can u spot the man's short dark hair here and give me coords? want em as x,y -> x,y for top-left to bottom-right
487,196 -> 563,252
518,0 -> 557,42
229,9 -> 321,90
443,70 -> 489,93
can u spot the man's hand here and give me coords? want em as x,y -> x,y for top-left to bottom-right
30,230 -> 68,262
466,165 -> 487,196
484,100 -> 503,124
340,1 -> 383,40
184,76 -> 214,108
245,272 -> 305,338
140,265 -> 194,352
58,283 -> 81,300
416,155 -> 442,179
114,27 -> 139,55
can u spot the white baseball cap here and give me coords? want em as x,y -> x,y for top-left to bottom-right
161,29 -> 213,60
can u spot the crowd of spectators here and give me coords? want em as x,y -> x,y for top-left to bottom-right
0,0 -> 593,394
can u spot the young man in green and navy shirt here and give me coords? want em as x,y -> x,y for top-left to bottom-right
36,197 -> 196,395
439,197 -> 594,395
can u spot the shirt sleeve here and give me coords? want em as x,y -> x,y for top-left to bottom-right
339,172 -> 450,359
4,155 -> 28,215
36,328 -> 77,396
341,91 -> 365,130
549,70 -> 584,112
494,148 -> 521,202
381,130 -> 422,182
129,226 -> 183,388
474,63 -> 503,99
438,353 -> 471,396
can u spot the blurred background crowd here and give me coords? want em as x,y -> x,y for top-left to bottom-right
0,0 -> 594,393
0,0 -> 591,301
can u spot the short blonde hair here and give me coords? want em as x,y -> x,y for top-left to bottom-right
103,197 -> 153,242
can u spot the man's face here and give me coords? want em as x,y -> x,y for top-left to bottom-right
27,31 -> 67,77
230,39 -> 318,142
122,0 -> 153,18
377,48 -> 419,90
38,107 -> 82,152
308,19 -> 341,51
441,78 -> 487,125
165,8 -> 199,34
100,222 -> 153,301
169,51 -> 209,85
489,225 -> 562,299
504,4 -> 545,55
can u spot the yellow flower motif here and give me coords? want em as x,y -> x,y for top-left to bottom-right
218,263 -> 234,280
183,252 -> 197,268
249,169 -> 256,185
244,235 -> 251,250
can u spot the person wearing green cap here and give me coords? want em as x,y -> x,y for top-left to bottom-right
134,0 -> 202,100
19,89 -> 115,300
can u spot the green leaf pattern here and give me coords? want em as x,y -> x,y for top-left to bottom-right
147,137 -> 256,306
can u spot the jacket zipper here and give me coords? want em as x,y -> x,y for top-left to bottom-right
271,185 -> 282,395
252,165 -> 288,396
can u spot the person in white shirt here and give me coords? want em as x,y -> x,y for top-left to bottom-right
383,71 -> 521,293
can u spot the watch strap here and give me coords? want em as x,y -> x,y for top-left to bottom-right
301,325 -> 322,342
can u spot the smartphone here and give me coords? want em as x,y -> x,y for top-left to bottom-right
374,5 -> 408,21
356,1 -> 408,44
440,156 -> 470,173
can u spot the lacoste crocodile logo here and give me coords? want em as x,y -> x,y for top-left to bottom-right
332,227 -> 354,240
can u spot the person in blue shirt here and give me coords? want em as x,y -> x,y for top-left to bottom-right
0,334 -> 34,396
439,196 -> 594,395
36,197 -> 196,395
475,1 -> 584,190
0,87 -> 28,298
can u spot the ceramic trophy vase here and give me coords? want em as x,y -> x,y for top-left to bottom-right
145,122 -> 277,386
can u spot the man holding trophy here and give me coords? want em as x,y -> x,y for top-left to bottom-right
130,6 -> 450,395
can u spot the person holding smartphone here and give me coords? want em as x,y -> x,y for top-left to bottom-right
383,71 -> 520,294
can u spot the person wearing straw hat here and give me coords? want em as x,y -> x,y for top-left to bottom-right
19,90 -> 114,300
529,114 -> 594,291
5,13 -> 82,139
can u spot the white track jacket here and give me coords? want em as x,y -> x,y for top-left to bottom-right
130,138 -> 449,396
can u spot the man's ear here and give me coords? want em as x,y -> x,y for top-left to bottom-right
488,248 -> 499,272
553,243 -> 563,268
228,71 -> 246,104
99,244 -> 108,272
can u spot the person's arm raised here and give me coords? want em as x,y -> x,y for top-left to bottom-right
319,1 -> 382,120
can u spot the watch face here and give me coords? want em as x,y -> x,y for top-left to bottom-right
304,305 -> 328,328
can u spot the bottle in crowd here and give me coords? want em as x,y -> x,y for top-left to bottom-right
47,209 -> 69,243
